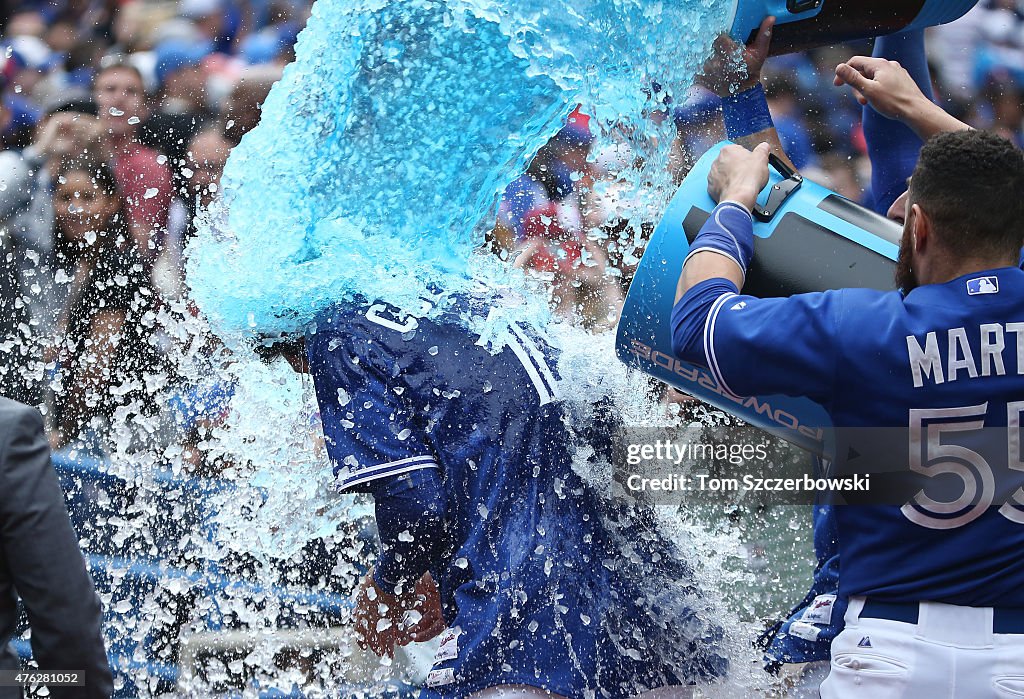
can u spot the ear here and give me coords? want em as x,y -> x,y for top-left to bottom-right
911,203 -> 931,253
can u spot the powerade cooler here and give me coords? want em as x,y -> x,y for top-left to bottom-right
728,0 -> 978,54
615,141 -> 901,454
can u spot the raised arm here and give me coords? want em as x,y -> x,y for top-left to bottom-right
699,16 -> 797,171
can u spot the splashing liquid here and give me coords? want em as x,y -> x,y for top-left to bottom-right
186,0 -> 731,343
173,0 -> 800,695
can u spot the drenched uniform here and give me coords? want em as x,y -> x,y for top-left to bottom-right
309,295 -> 724,698
674,217 -> 1024,696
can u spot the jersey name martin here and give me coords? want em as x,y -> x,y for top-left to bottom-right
906,322 -> 1024,388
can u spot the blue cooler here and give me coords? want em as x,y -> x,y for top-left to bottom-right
615,141 -> 901,453
729,0 -> 979,54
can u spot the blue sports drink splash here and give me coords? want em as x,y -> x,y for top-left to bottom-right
185,0 -> 731,342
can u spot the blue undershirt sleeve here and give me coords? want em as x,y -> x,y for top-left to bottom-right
865,30 -> 933,215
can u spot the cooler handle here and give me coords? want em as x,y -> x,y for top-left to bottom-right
753,154 -> 804,222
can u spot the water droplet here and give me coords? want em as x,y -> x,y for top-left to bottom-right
397,428 -> 412,440
482,381 -> 492,393
143,187 -> 160,199
108,107 -> 124,117
127,116 -> 140,125
428,345 -> 439,356
336,388 -> 351,406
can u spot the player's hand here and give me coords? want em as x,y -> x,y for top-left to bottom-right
707,142 -> 771,211
354,572 -> 404,658
353,571 -> 445,657
697,16 -> 775,97
833,56 -> 930,120
403,572 -> 446,642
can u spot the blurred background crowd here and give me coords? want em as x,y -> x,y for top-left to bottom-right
1,0 -> 1023,457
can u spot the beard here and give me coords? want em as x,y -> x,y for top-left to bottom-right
895,225 -> 918,294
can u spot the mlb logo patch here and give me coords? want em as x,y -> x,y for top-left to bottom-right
966,276 -> 999,295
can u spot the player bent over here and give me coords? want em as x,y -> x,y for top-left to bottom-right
264,292 -> 726,698
671,131 -> 1024,697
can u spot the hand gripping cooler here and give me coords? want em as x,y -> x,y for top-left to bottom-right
614,141 -> 901,453
728,0 -> 979,55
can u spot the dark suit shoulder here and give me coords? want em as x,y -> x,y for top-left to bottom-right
0,398 -> 44,447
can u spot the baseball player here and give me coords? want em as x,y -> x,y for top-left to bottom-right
700,20 -> 981,692
671,128 -> 1024,696
276,291 -> 726,698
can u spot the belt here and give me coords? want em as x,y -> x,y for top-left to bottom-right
861,599 -> 1024,634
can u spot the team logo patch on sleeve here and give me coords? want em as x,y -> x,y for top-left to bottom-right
966,276 -> 999,295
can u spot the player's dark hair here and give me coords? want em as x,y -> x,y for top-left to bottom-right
910,130 -> 1024,260
253,335 -> 306,364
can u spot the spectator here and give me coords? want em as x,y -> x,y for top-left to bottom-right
141,37 -> 215,169
46,158 -> 159,450
181,126 -> 231,230
16,103 -> 106,331
0,149 -> 36,404
220,69 -> 278,146
980,74 -> 1024,145
92,58 -> 173,263
153,126 -> 231,300
0,98 -> 102,405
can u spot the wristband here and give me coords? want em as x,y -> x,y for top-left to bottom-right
722,84 -> 774,139
683,201 -> 755,276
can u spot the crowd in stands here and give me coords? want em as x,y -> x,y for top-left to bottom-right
2,0 -> 1023,456
0,0 -> 291,459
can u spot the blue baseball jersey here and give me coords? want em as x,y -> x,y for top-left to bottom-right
308,295 -> 725,698
677,266 -> 1024,606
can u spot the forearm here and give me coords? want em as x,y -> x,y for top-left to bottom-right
369,468 -> 449,593
674,200 -> 754,303
902,101 -> 971,141
723,84 -> 797,172
732,128 -> 795,172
